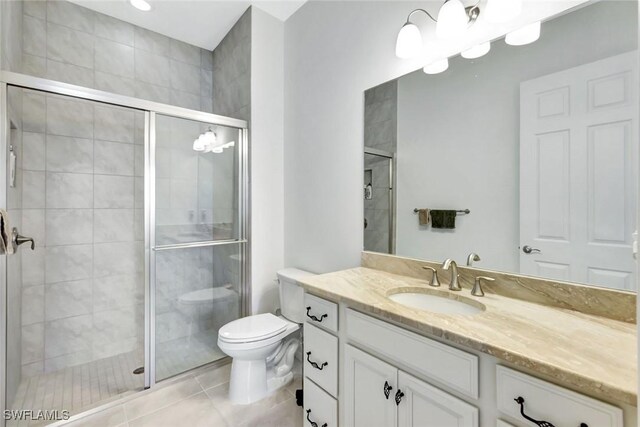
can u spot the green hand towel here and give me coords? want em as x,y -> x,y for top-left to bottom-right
430,210 -> 456,229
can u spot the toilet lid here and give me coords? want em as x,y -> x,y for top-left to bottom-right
218,313 -> 288,343
179,287 -> 236,305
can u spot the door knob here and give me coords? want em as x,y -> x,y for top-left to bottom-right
12,228 -> 35,250
522,245 -> 541,254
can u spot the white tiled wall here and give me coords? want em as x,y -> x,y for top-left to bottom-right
20,0 -> 214,112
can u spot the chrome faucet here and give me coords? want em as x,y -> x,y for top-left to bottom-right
466,252 -> 481,266
441,259 -> 461,291
422,266 -> 440,287
471,276 -> 495,297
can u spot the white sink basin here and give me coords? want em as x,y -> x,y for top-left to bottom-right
388,291 -> 484,316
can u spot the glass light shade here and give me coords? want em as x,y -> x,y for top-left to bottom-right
485,0 -> 522,23
436,0 -> 468,39
461,41 -> 491,59
423,58 -> 449,74
505,21 -> 541,46
396,23 -> 422,59
129,0 -> 151,11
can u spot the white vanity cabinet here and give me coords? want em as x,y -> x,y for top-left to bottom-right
344,345 -> 478,427
301,292 -> 630,427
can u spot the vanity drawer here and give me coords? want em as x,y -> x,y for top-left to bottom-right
304,293 -> 338,332
346,308 -> 478,399
496,365 -> 623,427
304,322 -> 338,396
304,376 -> 338,427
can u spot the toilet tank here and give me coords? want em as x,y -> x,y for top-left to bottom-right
277,268 -> 315,323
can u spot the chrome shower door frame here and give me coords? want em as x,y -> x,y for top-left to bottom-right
0,72 -> 250,423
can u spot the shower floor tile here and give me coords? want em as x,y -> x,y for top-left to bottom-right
8,351 -> 144,427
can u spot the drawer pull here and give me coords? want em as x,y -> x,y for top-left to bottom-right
515,396 -> 556,427
306,409 -> 327,427
395,389 -> 404,405
306,352 -> 328,370
383,381 -> 393,399
306,306 -> 328,322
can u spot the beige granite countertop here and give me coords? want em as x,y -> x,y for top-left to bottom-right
298,267 -> 637,406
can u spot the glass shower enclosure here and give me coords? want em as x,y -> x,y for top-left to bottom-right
0,71 -> 248,425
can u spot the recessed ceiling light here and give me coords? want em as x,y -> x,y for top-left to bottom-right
129,0 -> 151,12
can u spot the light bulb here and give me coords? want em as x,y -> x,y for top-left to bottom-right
129,0 -> 151,11
485,0 -> 522,23
505,21 -> 541,46
423,58 -> 449,74
461,41 -> 490,59
436,0 -> 468,39
193,135 -> 206,151
395,22 -> 423,59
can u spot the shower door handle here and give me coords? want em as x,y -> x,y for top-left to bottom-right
12,228 -> 35,250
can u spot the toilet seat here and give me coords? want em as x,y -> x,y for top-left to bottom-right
219,313 -> 293,344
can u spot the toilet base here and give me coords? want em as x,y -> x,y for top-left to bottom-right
227,336 -> 299,405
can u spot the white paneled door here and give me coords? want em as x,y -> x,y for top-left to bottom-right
520,51 -> 638,290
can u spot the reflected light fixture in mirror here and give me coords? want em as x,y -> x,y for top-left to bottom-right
423,58 -> 449,74
505,21 -> 541,45
484,0 -> 522,23
461,41 -> 491,59
129,0 -> 151,11
436,0 -> 469,39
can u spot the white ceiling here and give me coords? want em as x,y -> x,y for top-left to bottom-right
68,0 -> 307,50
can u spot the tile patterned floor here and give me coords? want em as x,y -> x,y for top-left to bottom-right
9,334 -> 228,427
61,361 -> 303,427
9,351 -> 145,427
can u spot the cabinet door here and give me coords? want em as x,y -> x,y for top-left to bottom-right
344,345 -> 398,427
397,371 -> 478,427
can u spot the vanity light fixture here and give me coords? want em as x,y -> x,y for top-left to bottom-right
129,0 -> 151,11
423,58 -> 449,74
436,0 -> 472,39
461,41 -> 490,59
484,0 -> 522,23
505,21 -> 541,46
395,1 -> 480,58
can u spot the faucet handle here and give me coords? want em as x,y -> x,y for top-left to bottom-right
422,266 -> 440,287
471,276 -> 495,297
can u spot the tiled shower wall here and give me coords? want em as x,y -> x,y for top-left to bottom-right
363,80 -> 397,253
19,88 -> 146,377
21,0 -> 214,112
212,7 -> 251,121
11,0 -> 222,378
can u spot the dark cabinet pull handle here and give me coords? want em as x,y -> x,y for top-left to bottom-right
395,389 -> 404,405
306,352 -> 328,370
306,409 -> 327,427
383,381 -> 393,399
514,397 -> 557,427
306,306 -> 328,322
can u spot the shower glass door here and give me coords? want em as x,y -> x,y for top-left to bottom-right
2,75 -> 248,425
4,86 -> 146,423
151,114 -> 244,382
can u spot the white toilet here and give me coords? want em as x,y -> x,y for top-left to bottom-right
218,268 -> 314,405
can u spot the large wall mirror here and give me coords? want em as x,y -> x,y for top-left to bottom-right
363,0 -> 638,292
